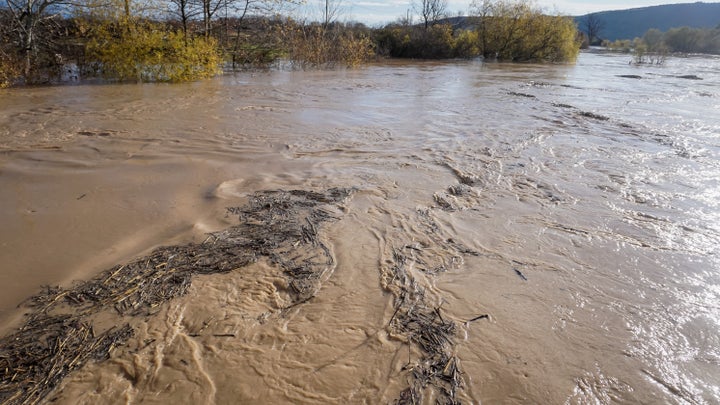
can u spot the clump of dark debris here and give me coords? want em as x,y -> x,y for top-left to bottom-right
578,111 -> 610,121
383,204 -> 485,405
389,246 -> 462,405
0,188 -> 353,405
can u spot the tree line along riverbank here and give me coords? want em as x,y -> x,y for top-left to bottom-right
0,0 -> 582,87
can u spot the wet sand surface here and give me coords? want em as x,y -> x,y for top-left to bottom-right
1,53 -> 719,403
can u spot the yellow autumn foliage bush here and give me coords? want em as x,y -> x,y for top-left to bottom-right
376,0 -> 578,62
375,23 -> 481,59
339,32 -> 376,67
279,22 -> 375,68
0,50 -> 22,88
86,18 -> 221,82
474,0 -> 580,62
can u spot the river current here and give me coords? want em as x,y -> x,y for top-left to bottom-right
1,52 -> 719,403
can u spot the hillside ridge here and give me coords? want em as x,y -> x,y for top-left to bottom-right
575,2 -> 720,41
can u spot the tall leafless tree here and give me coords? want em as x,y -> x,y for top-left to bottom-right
228,0 -> 282,67
199,0 -> 225,36
167,0 -> 201,39
320,0 -> 343,27
0,0 -> 68,77
581,13 -> 604,45
414,0 -> 447,29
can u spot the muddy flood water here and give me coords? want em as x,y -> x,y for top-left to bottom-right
1,52 -> 719,404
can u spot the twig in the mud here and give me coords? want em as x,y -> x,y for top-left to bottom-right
225,207 -> 242,216
280,294 -> 315,314
513,267 -> 528,281
434,307 -> 446,326
467,314 -> 489,322
189,317 -> 216,337
389,304 -> 401,325
403,343 -> 412,370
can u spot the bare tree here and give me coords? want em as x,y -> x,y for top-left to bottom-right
200,0 -> 295,38
414,0 -> 447,29
228,0 -> 283,67
167,0 -> 202,39
581,13 -> 604,45
199,0 -> 224,36
320,0 -> 343,27
469,0 -> 492,57
0,0 -> 69,78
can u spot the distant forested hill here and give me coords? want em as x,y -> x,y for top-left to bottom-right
575,2 -> 720,41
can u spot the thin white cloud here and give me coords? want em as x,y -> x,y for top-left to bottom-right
354,1 -> 403,8
311,0 -> 705,25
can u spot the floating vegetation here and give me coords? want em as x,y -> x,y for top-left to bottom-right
1,185 -> 485,404
381,205 -> 484,404
676,75 -> 702,80
388,245 -> 463,405
578,111 -> 610,121
0,188 -> 353,405
507,91 -> 537,98
0,315 -> 133,405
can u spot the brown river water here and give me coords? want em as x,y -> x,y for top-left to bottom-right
1,52 -> 719,403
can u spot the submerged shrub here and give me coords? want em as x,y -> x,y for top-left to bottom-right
377,1 -> 579,62
473,0 -> 580,62
86,18 -> 222,82
340,32 -> 376,67
279,21 -> 375,68
375,24 -> 480,59
454,29 -> 481,58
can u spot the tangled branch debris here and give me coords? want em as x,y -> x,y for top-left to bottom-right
0,188 -> 352,405
384,207 -> 482,405
389,247 -> 463,405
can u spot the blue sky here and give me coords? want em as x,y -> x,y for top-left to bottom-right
302,0 -> 706,25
